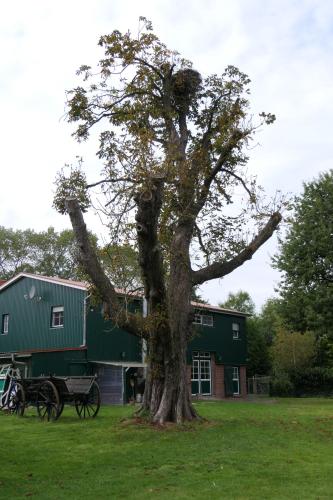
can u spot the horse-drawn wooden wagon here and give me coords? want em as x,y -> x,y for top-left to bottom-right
1,366 -> 100,421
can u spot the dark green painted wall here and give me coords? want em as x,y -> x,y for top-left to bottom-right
188,312 -> 247,364
0,277 -> 86,352
31,349 -> 89,377
0,277 -> 246,373
86,301 -> 142,363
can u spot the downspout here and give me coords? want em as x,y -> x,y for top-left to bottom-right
81,292 -> 91,348
142,297 -> 148,377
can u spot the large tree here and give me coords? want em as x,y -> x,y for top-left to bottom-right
55,19 -> 282,423
274,171 -> 333,339
219,290 -> 256,315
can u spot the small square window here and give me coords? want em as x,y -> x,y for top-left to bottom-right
202,315 -> 213,327
1,314 -> 9,334
51,306 -> 64,328
193,314 -> 202,325
232,322 -> 240,339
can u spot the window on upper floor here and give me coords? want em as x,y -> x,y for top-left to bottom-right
202,315 -> 213,327
193,314 -> 202,325
1,314 -> 9,335
51,306 -> 64,328
193,351 -> 211,359
193,313 -> 213,327
232,322 -> 240,339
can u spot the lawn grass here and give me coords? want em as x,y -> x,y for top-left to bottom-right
0,398 -> 333,499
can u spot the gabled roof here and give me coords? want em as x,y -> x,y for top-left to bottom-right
191,301 -> 249,317
0,273 -> 248,316
0,273 -> 141,296
0,273 -> 87,292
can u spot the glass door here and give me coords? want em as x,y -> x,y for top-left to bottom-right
232,367 -> 240,395
191,352 -> 211,395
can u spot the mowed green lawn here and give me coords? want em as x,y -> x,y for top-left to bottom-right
0,399 -> 332,499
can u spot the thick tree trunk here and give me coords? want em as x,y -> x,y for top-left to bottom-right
141,326 -> 198,424
139,226 -> 198,424
66,197 -> 280,424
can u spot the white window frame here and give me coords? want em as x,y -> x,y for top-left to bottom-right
232,366 -> 240,395
51,306 -> 64,328
193,313 -> 213,327
202,315 -> 213,327
191,355 -> 212,395
1,314 -> 9,335
193,314 -> 202,325
193,351 -> 210,359
232,322 -> 240,339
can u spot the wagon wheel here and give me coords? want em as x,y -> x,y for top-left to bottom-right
75,381 -> 101,418
36,380 -> 61,421
8,382 -> 25,416
57,401 -> 65,418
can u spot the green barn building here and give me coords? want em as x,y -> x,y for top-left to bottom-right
0,273 -> 248,403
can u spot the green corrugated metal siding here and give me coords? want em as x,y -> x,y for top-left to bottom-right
86,302 -> 142,363
0,276 -> 246,373
188,312 -> 247,364
0,277 -> 86,352
31,350 -> 89,376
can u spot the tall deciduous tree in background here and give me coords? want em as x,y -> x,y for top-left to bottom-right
271,329 -> 316,373
54,19 -> 282,423
219,290 -> 256,315
0,226 -> 86,280
274,170 -> 333,365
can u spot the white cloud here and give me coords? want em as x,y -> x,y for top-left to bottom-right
0,0 -> 332,307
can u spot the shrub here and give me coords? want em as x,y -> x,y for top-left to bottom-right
270,373 -> 294,396
291,366 -> 333,396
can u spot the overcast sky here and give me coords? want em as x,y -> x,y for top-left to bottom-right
0,0 -> 332,310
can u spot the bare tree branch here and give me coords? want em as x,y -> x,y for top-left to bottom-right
192,211 -> 282,285
194,222 -> 210,265
220,167 -> 253,199
86,177 -> 137,189
133,56 -> 165,80
186,129 -> 247,222
65,198 -> 147,338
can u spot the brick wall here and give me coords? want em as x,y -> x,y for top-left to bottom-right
215,363 -> 225,399
186,356 -> 245,400
240,365 -> 247,398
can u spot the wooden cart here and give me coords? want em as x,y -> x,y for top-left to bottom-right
8,376 -> 101,421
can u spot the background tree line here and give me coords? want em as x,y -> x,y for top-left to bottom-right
2,169 -> 333,397
220,170 -> 333,396
0,226 -> 141,294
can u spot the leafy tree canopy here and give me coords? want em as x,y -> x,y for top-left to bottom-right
0,227 -> 142,295
0,226 -> 85,280
274,170 -> 333,338
99,243 -> 142,293
53,18 -> 282,423
270,328 -> 316,374
219,290 -> 256,315
246,316 -> 272,377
